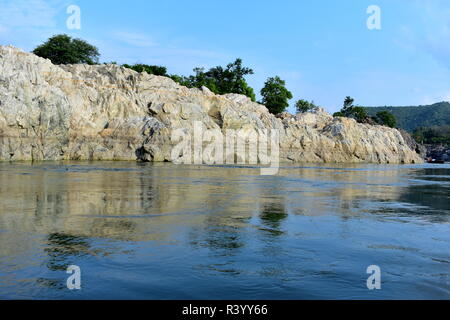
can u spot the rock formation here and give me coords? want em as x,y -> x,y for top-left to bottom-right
0,46 -> 423,164
426,144 -> 450,161
398,129 -> 427,157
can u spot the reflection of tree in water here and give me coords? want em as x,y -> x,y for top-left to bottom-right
259,201 -> 287,236
402,168 -> 450,215
372,168 -> 450,222
256,201 -> 289,279
205,226 -> 244,250
190,216 -> 245,252
44,233 -> 91,272
36,233 -> 92,290
399,184 -> 450,217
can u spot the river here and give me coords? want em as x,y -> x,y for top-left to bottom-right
0,162 -> 448,299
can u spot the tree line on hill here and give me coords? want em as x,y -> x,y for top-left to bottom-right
364,102 -> 450,132
333,96 -> 397,128
364,102 -> 450,146
412,125 -> 450,145
31,34 -> 397,129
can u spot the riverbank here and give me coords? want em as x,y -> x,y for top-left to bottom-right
0,46 -> 422,164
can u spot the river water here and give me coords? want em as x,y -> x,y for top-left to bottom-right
0,162 -> 448,299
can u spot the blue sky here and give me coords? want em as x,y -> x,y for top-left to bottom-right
1,0 -> 450,113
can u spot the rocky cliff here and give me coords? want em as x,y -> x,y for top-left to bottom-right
0,46 -> 422,164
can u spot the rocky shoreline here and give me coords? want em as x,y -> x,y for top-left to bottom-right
425,144 -> 450,162
0,46 -> 423,164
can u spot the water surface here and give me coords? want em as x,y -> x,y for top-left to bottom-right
0,162 -> 449,299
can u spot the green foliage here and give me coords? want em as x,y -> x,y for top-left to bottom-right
260,76 -> 293,114
333,96 -> 369,123
364,102 -> 450,132
187,67 -> 220,93
375,111 -> 396,128
295,99 -> 317,113
179,59 -> 256,101
413,125 -> 450,144
33,34 -> 100,65
350,106 -> 369,123
120,59 -> 256,101
169,74 -> 190,87
342,96 -> 354,113
123,64 -> 168,76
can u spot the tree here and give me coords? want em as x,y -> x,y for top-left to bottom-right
343,96 -> 354,112
169,74 -> 191,87
333,96 -> 369,123
375,111 -> 396,128
123,64 -> 168,76
350,106 -> 369,123
217,58 -> 255,100
260,76 -> 293,114
334,96 -> 355,117
296,99 -> 317,113
177,59 -> 256,101
188,67 -> 219,93
33,34 -> 100,65
363,102 -> 450,132
413,125 -> 450,144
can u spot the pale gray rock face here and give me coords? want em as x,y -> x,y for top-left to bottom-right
0,46 -> 423,164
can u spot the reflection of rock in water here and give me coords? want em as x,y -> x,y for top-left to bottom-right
0,163 -> 190,242
0,162 -> 412,244
274,166 -> 406,217
1,162 -> 438,263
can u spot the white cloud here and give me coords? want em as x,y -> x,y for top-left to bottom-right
0,0 -> 68,29
0,0 -> 72,49
422,92 -> 450,105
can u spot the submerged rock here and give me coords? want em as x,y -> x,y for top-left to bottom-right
0,46 -> 422,164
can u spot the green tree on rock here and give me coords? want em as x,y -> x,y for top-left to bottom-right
350,106 -> 369,123
178,59 -> 256,101
122,64 -> 168,76
342,96 -> 354,113
333,96 -> 369,123
260,76 -> 293,115
33,34 -> 100,65
296,99 -> 317,113
375,111 -> 397,128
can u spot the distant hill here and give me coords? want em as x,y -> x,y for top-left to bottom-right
365,102 -> 450,132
